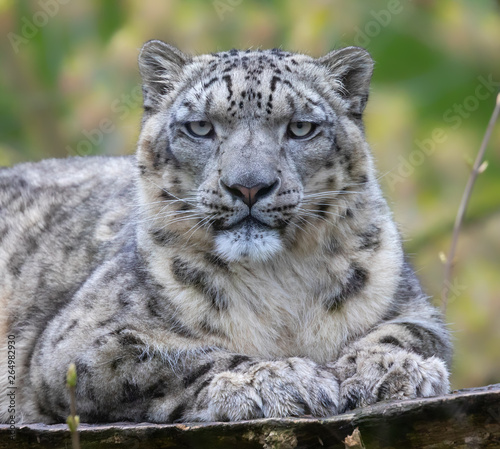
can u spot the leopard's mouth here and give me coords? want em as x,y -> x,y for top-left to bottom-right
211,213 -> 278,232
228,216 -> 271,231
213,216 -> 283,263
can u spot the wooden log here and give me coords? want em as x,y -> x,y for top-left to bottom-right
1,384 -> 499,449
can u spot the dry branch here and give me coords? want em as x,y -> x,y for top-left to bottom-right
1,383 -> 499,449
442,93 -> 500,314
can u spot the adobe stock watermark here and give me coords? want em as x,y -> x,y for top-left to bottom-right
353,0 -> 405,47
441,277 -> 467,306
213,0 -> 242,21
386,75 -> 500,191
6,335 -> 16,441
66,84 -> 142,157
7,0 -> 72,54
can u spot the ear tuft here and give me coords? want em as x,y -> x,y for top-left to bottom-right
138,40 -> 189,112
318,47 -> 374,117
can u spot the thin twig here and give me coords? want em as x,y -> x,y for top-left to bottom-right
66,363 -> 81,449
442,93 -> 500,314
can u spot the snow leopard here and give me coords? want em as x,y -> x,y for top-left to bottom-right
0,41 -> 452,424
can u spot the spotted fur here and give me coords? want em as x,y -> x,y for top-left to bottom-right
0,41 -> 451,424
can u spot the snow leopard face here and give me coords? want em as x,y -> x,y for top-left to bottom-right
136,41 -> 374,263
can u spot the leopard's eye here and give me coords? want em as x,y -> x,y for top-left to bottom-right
287,122 -> 316,139
185,121 -> 214,138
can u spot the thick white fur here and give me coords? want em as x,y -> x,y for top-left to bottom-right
214,228 -> 282,262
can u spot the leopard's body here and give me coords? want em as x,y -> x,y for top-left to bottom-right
0,42 -> 451,423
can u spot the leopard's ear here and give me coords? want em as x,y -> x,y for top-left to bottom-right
138,40 -> 190,112
318,47 -> 374,118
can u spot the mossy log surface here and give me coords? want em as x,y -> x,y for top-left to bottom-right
1,384 -> 499,449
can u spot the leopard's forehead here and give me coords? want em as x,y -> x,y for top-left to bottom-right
190,48 -> 320,90
203,48 -> 314,72
175,49 -> 335,123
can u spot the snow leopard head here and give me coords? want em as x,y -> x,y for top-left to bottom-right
136,41 -> 374,263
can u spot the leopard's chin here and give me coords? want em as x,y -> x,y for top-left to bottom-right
214,217 -> 283,263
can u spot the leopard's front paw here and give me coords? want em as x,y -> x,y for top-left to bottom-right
189,358 -> 339,421
333,349 -> 449,413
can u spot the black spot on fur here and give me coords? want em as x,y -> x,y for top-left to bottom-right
183,362 -> 214,388
358,174 -> 369,184
376,380 -> 391,401
146,296 -> 162,318
379,335 -> 404,348
168,402 -> 187,423
227,355 -> 251,370
110,358 -> 123,371
270,76 -> 281,92
8,234 -> 39,276
93,335 -> 107,347
318,388 -> 336,410
193,377 -> 212,398
122,380 -> 142,402
325,264 -> 368,311
204,253 -> 229,271
341,394 -> 359,413
289,388 -> 309,413
53,319 -> 78,346
222,75 -> 233,100
302,402 -> 312,416
157,304 -> 198,339
145,379 -> 169,399
97,315 -> 117,328
149,228 -> 178,246
171,257 -> 204,285
114,330 -> 145,348
381,261 -> 424,321
160,190 -> 174,200
117,290 -> 132,308
398,322 -> 446,358
182,101 -> 195,110
358,225 -> 381,251
203,77 -> 218,88
74,358 -> 91,379
171,257 -> 228,311
324,234 -> 342,255
315,203 -> 330,218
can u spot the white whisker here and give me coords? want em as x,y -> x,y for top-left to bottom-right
133,210 -> 202,226
183,215 -> 214,245
142,176 -> 197,206
295,211 -> 323,232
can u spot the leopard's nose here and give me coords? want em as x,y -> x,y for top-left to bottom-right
221,180 -> 279,208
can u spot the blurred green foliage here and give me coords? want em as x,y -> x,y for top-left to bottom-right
0,0 -> 499,389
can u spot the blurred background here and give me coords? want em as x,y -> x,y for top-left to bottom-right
0,0 -> 499,390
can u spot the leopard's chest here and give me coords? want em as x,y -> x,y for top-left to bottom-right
200,260 -> 352,364
153,234 -> 399,364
